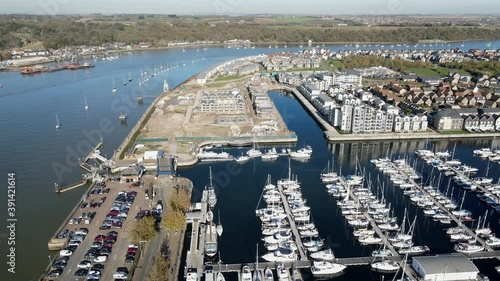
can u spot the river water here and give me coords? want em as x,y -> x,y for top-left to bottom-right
0,40 -> 499,281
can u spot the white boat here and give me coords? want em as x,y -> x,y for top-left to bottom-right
276,263 -> 289,281
486,237 -> 500,248
398,245 -> 430,255
235,154 -> 250,163
454,243 -> 484,253
84,95 -> 88,110
263,267 -> 273,281
55,113 -> 61,130
262,148 -> 279,160
204,221 -> 218,258
289,148 -> 311,159
359,235 -> 383,245
112,78 -> 117,93
291,268 -> 303,281
310,248 -> 335,261
371,260 -> 400,272
216,272 -> 225,281
310,261 -> 346,276
321,160 -> 338,183
186,269 -> 198,281
262,248 -> 297,262
247,148 -> 262,158
241,265 -> 252,281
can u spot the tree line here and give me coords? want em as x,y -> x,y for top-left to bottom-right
1,18 -> 499,50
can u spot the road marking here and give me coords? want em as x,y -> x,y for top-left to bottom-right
66,268 -> 72,275
114,253 -> 117,260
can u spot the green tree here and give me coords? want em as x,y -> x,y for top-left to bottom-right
146,252 -> 169,281
130,216 -> 157,244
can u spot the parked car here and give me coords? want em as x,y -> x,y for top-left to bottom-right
93,255 -> 108,263
113,267 -> 129,279
75,268 -> 88,277
90,264 -> 104,272
59,249 -> 73,257
68,240 -> 81,247
77,260 -> 92,269
84,249 -> 99,259
47,268 -> 63,278
75,227 -> 89,236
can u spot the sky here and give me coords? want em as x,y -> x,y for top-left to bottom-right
4,0 -> 500,15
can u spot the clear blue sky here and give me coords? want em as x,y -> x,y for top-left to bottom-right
5,0 -> 500,15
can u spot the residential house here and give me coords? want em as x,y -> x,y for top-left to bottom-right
433,109 -> 464,131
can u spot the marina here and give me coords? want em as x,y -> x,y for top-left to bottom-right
2,41 -> 500,281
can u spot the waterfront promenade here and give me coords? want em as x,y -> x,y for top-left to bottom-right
265,84 -> 500,142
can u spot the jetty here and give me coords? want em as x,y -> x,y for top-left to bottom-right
276,180 -> 308,260
184,189 -> 209,278
386,158 -> 494,252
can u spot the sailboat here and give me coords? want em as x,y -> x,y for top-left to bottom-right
205,209 -> 218,258
84,95 -> 88,110
320,158 -> 338,183
263,267 -> 273,281
246,136 -> 262,158
207,167 -> 217,209
122,74 -> 127,86
253,244 -> 263,281
128,70 -> 132,82
112,78 -> 118,93
217,210 -> 223,236
55,113 -> 61,130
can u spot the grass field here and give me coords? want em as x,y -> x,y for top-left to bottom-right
215,75 -> 245,82
406,66 -> 470,77
405,68 -> 440,76
331,60 -> 343,69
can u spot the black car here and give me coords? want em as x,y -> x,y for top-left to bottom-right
90,264 -> 105,272
100,246 -> 112,255
53,256 -> 69,264
107,231 -> 118,237
52,261 -> 67,269
125,252 -> 136,259
74,268 -> 88,277
125,256 -> 135,264
84,249 -> 99,259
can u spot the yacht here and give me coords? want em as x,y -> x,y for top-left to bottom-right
262,248 -> 297,262
398,245 -> 430,255
486,237 -> 500,248
310,261 -> 346,276
235,154 -> 250,163
371,260 -> 400,272
359,235 -> 383,245
204,222 -> 218,258
262,148 -> 279,160
454,243 -> 485,253
186,268 -> 198,281
310,248 -> 335,261
241,265 -> 252,281
247,148 -> 262,158
289,149 -> 311,159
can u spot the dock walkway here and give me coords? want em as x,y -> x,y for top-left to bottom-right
393,160 -> 494,252
185,190 -> 209,279
276,182 -> 308,261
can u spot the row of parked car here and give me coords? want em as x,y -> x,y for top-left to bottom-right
47,227 -> 90,278
99,191 -> 137,230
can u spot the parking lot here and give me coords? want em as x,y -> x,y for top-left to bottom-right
43,180 -> 154,281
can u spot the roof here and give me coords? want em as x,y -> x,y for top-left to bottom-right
413,254 -> 479,275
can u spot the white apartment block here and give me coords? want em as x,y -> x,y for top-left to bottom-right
198,88 -> 245,114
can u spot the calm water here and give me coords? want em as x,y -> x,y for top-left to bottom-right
0,40 -> 499,281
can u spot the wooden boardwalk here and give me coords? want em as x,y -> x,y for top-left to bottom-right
276,182 -> 308,261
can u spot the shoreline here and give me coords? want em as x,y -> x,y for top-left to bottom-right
1,38 -> 496,71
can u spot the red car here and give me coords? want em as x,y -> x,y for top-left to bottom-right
94,235 -> 106,243
127,247 -> 137,254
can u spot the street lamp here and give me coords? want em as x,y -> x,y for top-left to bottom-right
48,255 -> 52,265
